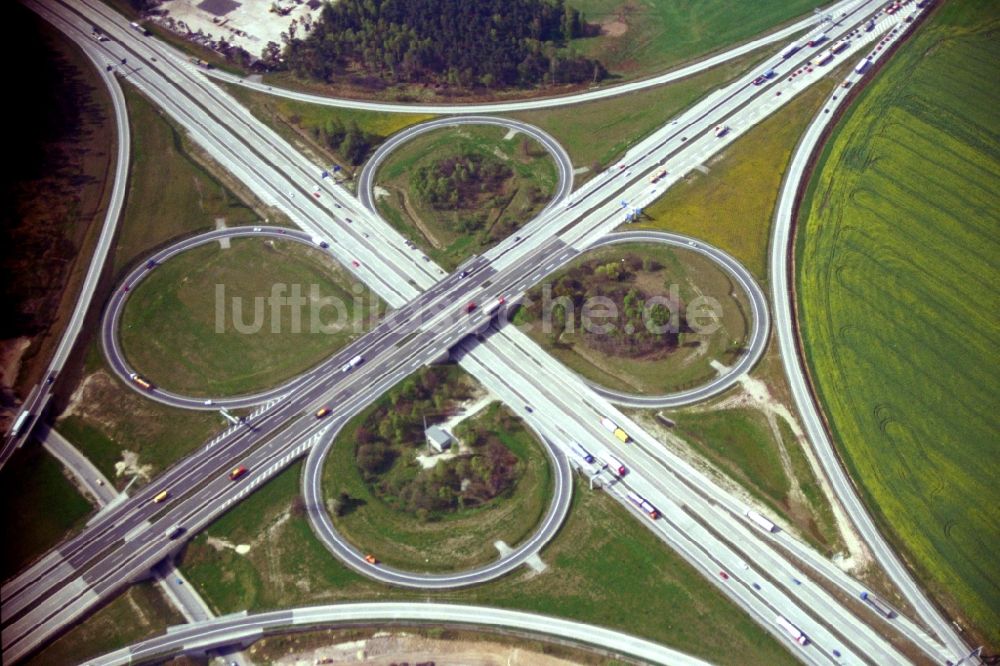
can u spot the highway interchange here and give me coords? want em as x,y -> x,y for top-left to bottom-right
2,0 -> 976,664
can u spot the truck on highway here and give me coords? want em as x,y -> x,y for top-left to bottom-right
341,355 -> 363,372
153,490 -> 169,503
746,509 -> 776,532
130,373 -> 153,390
860,591 -> 896,617
165,524 -> 184,539
603,454 -> 627,477
813,52 -> 834,66
830,39 -> 850,54
599,416 -> 630,443
10,411 -> 29,437
807,34 -> 827,47
780,43 -> 801,59
775,615 -> 809,645
129,21 -> 148,35
626,491 -> 659,519
649,169 -> 667,183
714,125 -> 730,138
855,58 -> 872,74
481,297 -> 505,317
188,57 -> 212,68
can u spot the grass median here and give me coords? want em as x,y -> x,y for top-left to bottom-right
508,45 -> 774,182
796,1 -> 1000,646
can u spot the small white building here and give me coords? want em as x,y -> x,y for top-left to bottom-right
426,426 -> 454,453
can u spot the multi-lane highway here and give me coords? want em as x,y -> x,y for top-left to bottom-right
3,0 -> 972,663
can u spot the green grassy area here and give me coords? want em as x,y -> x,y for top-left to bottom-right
114,85 -> 261,275
119,238 -> 382,397
56,342 -> 227,489
375,124 -> 557,271
225,83 -> 434,180
568,0 -> 824,82
0,445 -> 92,581
796,2 -> 1000,646
25,582 -> 184,666
517,243 -> 749,394
180,465 -> 794,665
507,46 -> 771,179
674,408 -> 789,503
635,63 -> 849,281
323,400 -> 552,571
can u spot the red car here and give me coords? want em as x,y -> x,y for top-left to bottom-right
719,571 -> 730,580
466,302 -> 477,313
351,260 -> 360,267
229,465 -> 248,481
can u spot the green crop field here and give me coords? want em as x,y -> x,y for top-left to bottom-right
797,2 -> 1000,646
568,0 -> 825,81
120,238 -> 382,397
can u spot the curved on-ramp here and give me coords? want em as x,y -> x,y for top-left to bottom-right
357,115 -> 574,217
84,602 -> 708,666
100,226 -> 321,410
582,231 -> 770,408
301,404 -> 574,588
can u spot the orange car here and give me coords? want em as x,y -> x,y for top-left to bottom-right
364,554 -> 377,564
315,407 -> 332,418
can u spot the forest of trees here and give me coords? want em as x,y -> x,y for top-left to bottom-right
522,253 -> 686,358
349,367 -> 523,520
284,0 -> 606,89
307,117 -> 379,165
411,153 -> 512,211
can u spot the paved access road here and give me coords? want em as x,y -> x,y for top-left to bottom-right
1,38 -> 131,467
83,602 -> 709,666
203,1 -> 859,114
